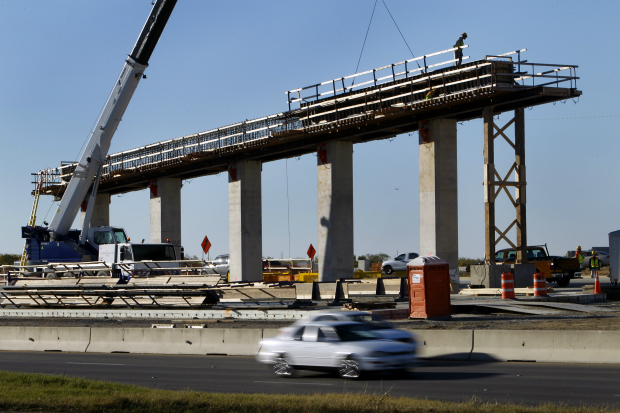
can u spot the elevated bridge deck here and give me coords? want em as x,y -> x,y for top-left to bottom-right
35,48 -> 580,198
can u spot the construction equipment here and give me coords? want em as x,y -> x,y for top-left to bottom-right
21,0 -> 177,267
20,172 -> 47,267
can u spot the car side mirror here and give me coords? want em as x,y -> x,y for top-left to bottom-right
120,250 -> 125,261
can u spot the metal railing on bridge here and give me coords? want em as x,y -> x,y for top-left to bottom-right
33,47 -> 578,196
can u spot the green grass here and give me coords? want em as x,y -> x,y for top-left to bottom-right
0,370 -> 615,413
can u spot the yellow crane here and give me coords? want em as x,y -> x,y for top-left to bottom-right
20,173 -> 46,267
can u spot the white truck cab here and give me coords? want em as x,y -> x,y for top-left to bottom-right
88,226 -> 178,275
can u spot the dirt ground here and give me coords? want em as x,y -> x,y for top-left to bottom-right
1,268 -> 618,331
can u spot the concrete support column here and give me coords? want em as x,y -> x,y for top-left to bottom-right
419,119 -> 458,269
229,160 -> 262,282
317,141 -> 354,281
483,107 -> 495,263
150,177 -> 182,251
80,192 -> 110,228
514,107 -> 527,263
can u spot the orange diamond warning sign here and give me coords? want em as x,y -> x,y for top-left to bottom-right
201,236 -> 212,254
307,244 -> 316,259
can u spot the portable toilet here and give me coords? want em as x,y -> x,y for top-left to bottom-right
609,230 -> 620,285
407,256 -> 451,319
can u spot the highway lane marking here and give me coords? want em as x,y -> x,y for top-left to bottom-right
66,362 -> 125,366
254,381 -> 333,386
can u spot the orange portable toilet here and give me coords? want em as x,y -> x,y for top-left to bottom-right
407,256 -> 451,319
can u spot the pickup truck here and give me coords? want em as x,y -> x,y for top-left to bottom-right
495,245 -> 580,287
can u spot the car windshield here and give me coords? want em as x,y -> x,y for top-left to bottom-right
131,244 -> 176,261
395,254 -> 405,260
334,323 -> 379,341
346,314 -> 394,329
113,229 -> 128,243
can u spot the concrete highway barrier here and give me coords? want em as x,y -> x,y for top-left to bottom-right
412,329 -> 473,361
0,327 -> 90,352
470,330 -> 554,362
2,326 -> 620,364
85,327 -> 263,356
471,330 -> 620,364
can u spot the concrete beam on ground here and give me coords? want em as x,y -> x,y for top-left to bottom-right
80,192 -> 110,228
419,119 -> 458,269
150,177 -> 182,251
229,160 -> 262,282
317,141 -> 354,281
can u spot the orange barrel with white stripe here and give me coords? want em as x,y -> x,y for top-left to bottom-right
501,272 -> 515,299
533,272 -> 547,296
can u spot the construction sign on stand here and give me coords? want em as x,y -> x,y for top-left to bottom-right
307,244 -> 316,260
201,236 -> 212,254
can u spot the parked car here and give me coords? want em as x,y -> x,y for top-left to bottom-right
582,250 -> 610,268
291,311 -> 416,344
256,321 -> 418,378
382,252 -> 419,274
212,254 -> 230,280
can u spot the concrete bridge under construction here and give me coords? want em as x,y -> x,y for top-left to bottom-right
34,47 -> 581,282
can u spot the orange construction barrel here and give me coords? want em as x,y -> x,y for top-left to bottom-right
407,256 -> 451,319
533,272 -> 547,296
501,272 -> 515,299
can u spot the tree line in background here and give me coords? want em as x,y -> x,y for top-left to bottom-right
0,254 -> 20,266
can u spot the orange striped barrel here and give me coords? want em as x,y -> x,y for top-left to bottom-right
501,272 -> 515,299
533,272 -> 547,296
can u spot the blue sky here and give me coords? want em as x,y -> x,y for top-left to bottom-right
1,0 -> 618,260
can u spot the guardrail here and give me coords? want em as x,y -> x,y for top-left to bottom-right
285,46 -> 470,110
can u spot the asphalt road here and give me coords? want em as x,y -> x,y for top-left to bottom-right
1,352 -> 619,407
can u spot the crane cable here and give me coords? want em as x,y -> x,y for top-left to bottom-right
352,0 -> 420,90
381,0 -> 420,67
351,0 -> 378,88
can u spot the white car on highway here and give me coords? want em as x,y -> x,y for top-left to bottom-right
292,311 -> 415,344
256,321 -> 418,378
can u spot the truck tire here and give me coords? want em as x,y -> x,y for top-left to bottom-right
383,265 -> 393,275
557,277 -> 570,287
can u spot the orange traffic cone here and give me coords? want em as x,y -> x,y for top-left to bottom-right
594,270 -> 602,294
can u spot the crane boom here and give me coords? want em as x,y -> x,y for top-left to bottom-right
49,0 -> 177,236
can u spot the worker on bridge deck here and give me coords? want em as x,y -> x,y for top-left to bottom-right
425,88 -> 437,100
453,32 -> 467,68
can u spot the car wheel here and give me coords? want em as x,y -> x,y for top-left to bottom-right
338,357 -> 362,379
273,355 -> 294,377
383,266 -> 393,275
556,277 -> 570,287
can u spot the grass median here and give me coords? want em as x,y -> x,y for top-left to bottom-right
0,370 -> 615,413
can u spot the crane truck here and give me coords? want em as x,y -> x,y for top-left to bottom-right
21,0 -> 179,272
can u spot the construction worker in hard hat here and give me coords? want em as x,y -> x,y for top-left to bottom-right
589,250 -> 600,279
425,87 -> 437,100
574,246 -> 584,268
453,32 -> 467,68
